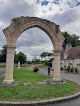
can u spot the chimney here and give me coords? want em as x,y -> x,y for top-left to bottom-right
65,43 -> 72,52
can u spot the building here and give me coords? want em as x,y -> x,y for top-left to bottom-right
61,43 -> 80,72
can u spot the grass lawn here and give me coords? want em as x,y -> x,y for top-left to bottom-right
0,64 -> 6,68
15,63 -> 47,68
0,68 -> 80,102
15,64 -> 32,68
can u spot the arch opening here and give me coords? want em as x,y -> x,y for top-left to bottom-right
16,27 -> 53,61
13,23 -> 56,47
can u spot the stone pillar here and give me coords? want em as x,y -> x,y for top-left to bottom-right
53,51 -> 61,81
3,46 -> 16,84
18,61 -> 20,69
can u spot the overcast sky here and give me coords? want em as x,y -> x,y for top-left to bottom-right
0,0 -> 80,60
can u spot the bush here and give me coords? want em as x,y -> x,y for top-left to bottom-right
75,67 -> 78,73
0,65 -> 6,67
64,66 -> 66,71
67,66 -> 70,72
70,67 -> 74,72
45,61 -> 52,67
26,61 -> 32,64
61,67 -> 63,71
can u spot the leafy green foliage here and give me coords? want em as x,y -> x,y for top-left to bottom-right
45,61 -> 52,67
61,67 -> 64,71
15,52 -> 27,64
62,32 -> 80,49
0,55 -> 1,62
40,52 -> 53,60
0,45 -> 7,62
75,67 -> 78,73
0,64 -> 6,67
26,61 -> 32,64
32,57 -> 40,64
70,67 -> 74,72
40,52 -> 48,60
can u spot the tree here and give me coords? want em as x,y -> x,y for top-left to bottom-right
62,32 -> 72,49
40,52 -> 53,60
0,54 -> 1,62
32,56 -> 40,64
47,52 -> 53,59
0,45 -> 7,62
15,52 -> 27,64
40,52 -> 48,60
71,34 -> 80,47
62,32 -> 80,49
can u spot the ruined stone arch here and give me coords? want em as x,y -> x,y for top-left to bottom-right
2,16 -> 64,84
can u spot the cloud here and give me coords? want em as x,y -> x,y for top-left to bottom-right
49,8 -> 79,28
0,0 -> 35,49
0,0 -> 80,60
0,0 -> 34,24
16,44 -> 53,61
61,18 -> 80,35
34,0 -> 80,18
16,28 -> 53,60
16,28 -> 52,47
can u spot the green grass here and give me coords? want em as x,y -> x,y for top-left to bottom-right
0,68 -> 80,102
0,65 -> 6,67
15,64 -> 32,67
13,68 -> 51,84
15,63 -> 47,68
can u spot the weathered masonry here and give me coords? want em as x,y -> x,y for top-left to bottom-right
3,16 -> 64,84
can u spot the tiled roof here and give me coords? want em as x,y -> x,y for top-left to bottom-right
67,46 -> 80,59
61,46 -> 80,59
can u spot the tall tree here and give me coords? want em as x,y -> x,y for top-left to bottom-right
32,56 -> 40,64
71,34 -> 80,47
40,52 -> 48,60
15,52 -> 27,64
0,54 -> 1,62
47,52 -> 53,59
0,45 -> 7,62
62,32 -> 80,49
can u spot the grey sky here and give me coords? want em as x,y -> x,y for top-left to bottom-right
0,0 -> 80,60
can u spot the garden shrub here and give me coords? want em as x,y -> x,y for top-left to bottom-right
75,67 -> 78,73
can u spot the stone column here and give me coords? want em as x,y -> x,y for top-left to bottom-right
53,51 -> 61,81
3,46 -> 16,84
18,61 -> 20,69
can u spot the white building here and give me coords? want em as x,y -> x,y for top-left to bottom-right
61,43 -> 80,72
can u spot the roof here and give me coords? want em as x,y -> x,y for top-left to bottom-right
61,46 -> 80,59
67,46 -> 80,59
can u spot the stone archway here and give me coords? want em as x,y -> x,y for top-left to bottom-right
3,16 -> 64,84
